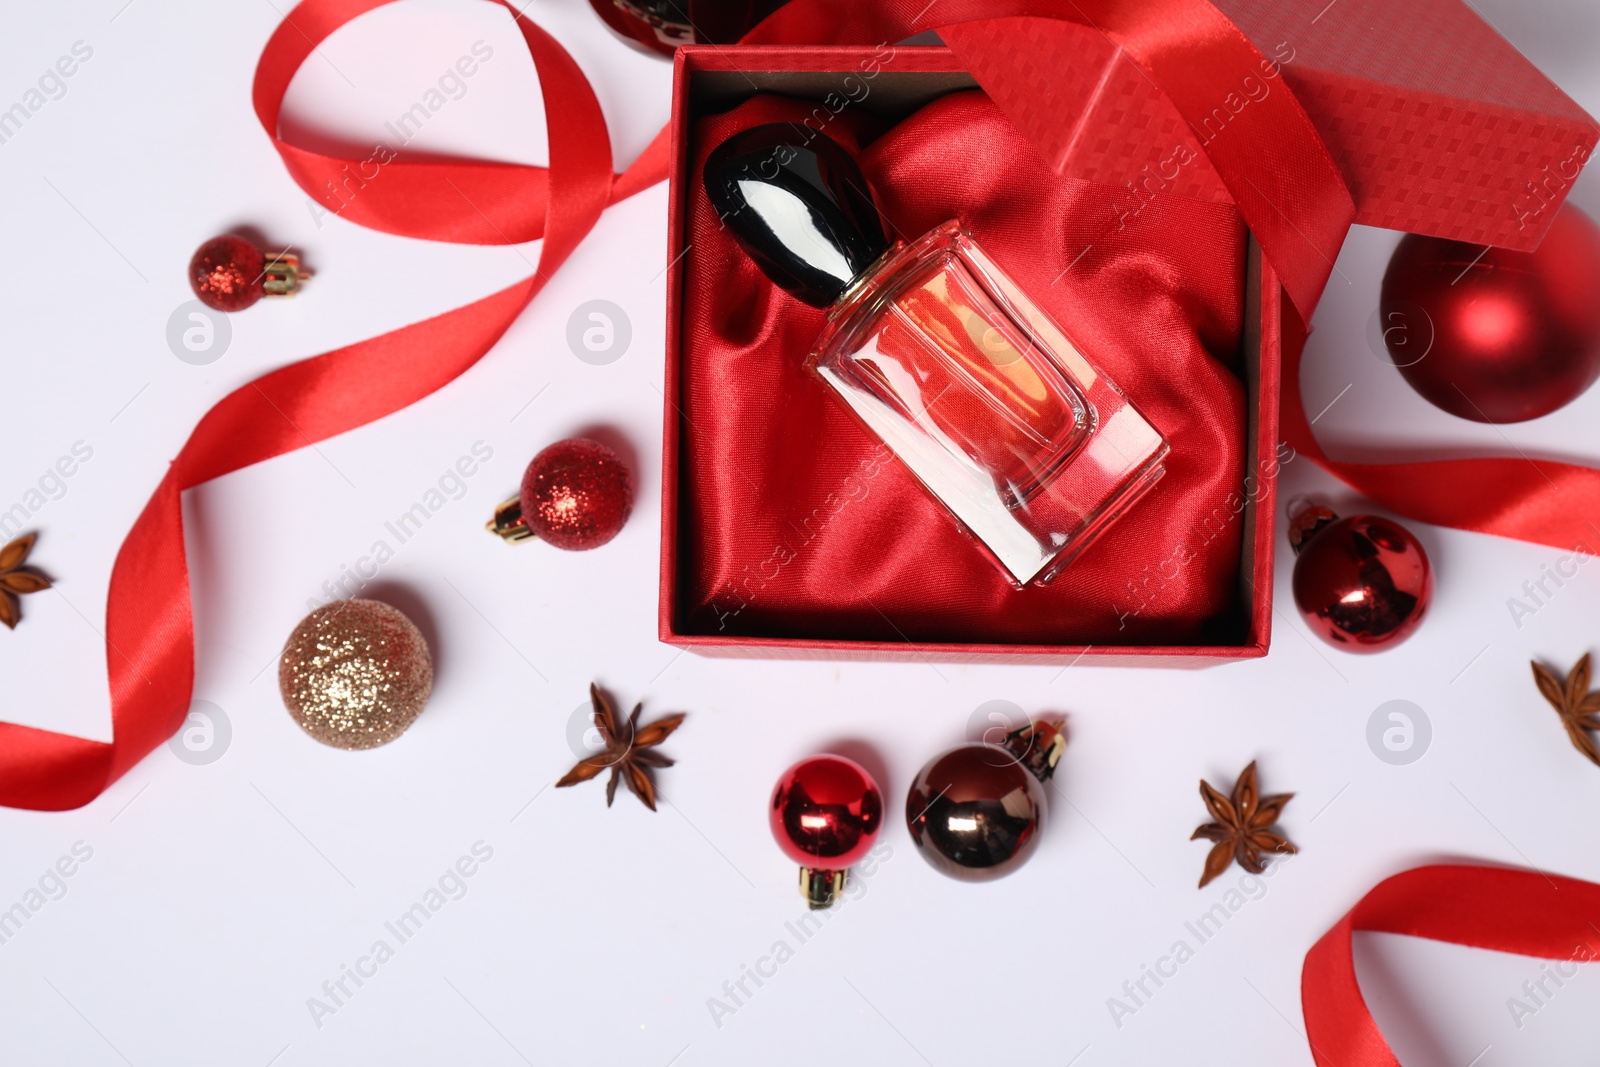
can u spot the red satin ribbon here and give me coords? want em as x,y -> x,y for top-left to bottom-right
1302,865 -> 1600,1065
1280,308 -> 1600,554
0,0 -> 665,810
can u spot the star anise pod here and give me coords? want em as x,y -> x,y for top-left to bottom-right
556,684 -> 684,810
1190,760 -> 1297,888
1532,654 -> 1600,768
0,533 -> 50,630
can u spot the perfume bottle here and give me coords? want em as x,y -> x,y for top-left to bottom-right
704,125 -> 1169,587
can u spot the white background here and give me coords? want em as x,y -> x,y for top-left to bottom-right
2,1 -> 1600,1064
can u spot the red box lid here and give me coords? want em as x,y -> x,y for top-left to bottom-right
946,0 -> 1596,251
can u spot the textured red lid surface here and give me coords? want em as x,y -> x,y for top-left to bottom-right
949,0 -> 1596,251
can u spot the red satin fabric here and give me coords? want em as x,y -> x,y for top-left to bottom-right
679,92 -> 1249,644
1302,865 -> 1600,1066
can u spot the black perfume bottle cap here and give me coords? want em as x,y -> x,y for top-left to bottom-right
703,124 -> 890,308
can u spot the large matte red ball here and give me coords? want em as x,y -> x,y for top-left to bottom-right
189,235 -> 266,312
770,755 -> 883,868
1292,514 -> 1432,653
519,438 -> 634,550
1380,204 -> 1600,422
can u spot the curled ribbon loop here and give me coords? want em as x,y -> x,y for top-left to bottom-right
1302,865 -> 1600,1066
0,0 -> 662,810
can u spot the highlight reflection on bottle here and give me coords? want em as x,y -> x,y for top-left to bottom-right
705,126 -> 1167,586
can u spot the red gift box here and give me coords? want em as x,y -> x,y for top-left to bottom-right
657,25 -> 1590,664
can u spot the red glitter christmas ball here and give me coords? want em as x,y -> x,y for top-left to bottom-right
519,437 -> 634,550
1289,505 -> 1433,653
770,754 -> 883,869
1380,203 -> 1600,423
189,235 -> 267,312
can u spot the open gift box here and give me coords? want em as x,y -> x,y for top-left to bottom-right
657,22 -> 1595,665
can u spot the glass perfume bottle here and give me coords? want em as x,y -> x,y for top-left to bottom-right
703,125 -> 1168,587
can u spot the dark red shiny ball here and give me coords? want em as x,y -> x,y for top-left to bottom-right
189,235 -> 266,312
905,743 -> 1048,881
519,438 -> 634,551
1291,511 -> 1432,653
1380,203 -> 1600,422
770,755 -> 883,869
587,0 -> 786,57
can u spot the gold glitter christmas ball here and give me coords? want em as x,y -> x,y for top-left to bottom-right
278,599 -> 433,750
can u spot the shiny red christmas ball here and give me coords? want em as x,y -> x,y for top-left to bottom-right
188,235 -> 310,312
1380,203 -> 1600,422
770,755 -> 883,870
519,438 -> 634,550
189,235 -> 266,312
1289,505 -> 1432,653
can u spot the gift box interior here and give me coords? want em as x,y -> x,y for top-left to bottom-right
659,47 -> 1282,664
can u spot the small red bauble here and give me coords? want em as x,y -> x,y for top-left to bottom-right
188,235 -> 309,312
770,754 -> 882,908
1380,203 -> 1600,423
488,437 -> 634,550
1288,505 -> 1432,653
